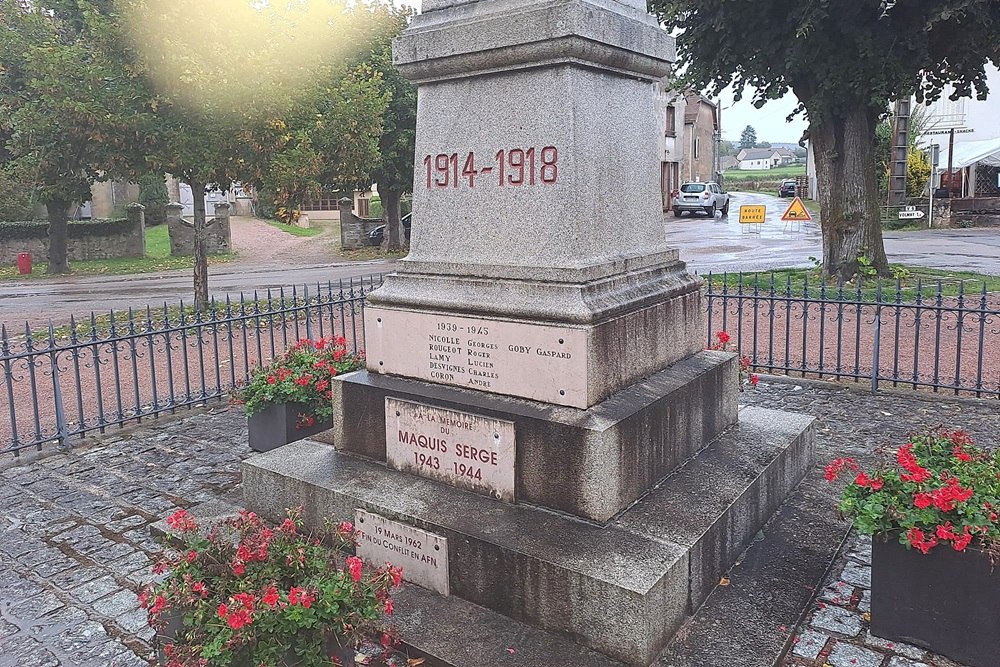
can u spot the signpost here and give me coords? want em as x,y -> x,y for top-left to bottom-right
781,196 -> 812,232
898,206 -> 925,220
739,204 -> 765,234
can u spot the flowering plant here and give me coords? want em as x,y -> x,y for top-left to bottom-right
707,331 -> 758,391
142,508 -> 402,667
242,337 -> 364,429
826,429 -> 1000,555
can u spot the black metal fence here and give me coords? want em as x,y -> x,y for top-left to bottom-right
3,270 -> 998,458
706,273 -> 1000,398
1,275 -> 382,457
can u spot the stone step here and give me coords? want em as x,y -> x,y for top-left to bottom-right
242,406 -> 814,667
332,350 -> 738,523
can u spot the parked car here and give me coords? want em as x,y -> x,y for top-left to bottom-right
672,182 -> 730,217
367,213 -> 412,246
778,180 -> 797,198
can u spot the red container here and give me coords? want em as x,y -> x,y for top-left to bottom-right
16,252 -> 32,275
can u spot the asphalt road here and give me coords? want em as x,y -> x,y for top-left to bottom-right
0,260 -> 396,329
668,191 -> 1000,276
3,192 -> 998,328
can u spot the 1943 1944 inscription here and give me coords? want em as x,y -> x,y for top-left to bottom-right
385,398 -> 516,502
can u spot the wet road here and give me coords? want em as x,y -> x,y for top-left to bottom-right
668,191 -> 1000,277
0,260 -> 396,329
3,191 -> 998,328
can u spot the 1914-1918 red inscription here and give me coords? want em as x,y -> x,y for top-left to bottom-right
423,146 -> 558,189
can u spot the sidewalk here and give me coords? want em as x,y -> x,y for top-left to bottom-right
0,382 -> 997,667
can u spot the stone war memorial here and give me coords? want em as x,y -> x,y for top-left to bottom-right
243,0 -> 815,664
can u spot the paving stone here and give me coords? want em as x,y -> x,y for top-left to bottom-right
34,553 -> 83,578
826,641 -> 885,667
811,605 -> 864,637
114,607 -> 150,635
858,588 -> 871,613
92,590 -> 140,618
887,658 -> 929,667
0,635 -> 62,667
818,580 -> 855,606
49,566 -> 104,591
7,590 -> 64,619
791,629 -> 829,659
840,560 -> 872,589
90,542 -> 136,564
70,575 -> 121,604
866,631 -> 925,659
849,541 -> 872,565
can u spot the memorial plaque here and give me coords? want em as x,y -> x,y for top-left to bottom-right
355,510 -> 449,596
385,398 -> 516,502
365,307 -> 588,407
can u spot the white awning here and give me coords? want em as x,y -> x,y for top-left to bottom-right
934,137 -> 1000,170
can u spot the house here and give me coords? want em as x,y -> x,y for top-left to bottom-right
655,87 -> 685,211
774,148 -> 797,165
681,92 -> 720,184
720,155 -> 738,171
736,148 -> 782,170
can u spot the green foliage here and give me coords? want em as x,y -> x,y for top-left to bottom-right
757,141 -> 771,149
739,125 -> 757,149
0,162 -> 38,222
138,174 -> 169,226
907,151 -> 932,197
828,430 -> 1000,554
143,507 -> 400,667
241,337 -> 364,424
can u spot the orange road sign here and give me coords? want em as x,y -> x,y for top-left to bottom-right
781,197 -> 813,222
739,205 -> 766,224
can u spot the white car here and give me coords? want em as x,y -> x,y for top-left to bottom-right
672,182 -> 730,217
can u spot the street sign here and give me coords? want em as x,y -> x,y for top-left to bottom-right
739,205 -> 766,224
898,209 -> 925,220
781,197 -> 812,222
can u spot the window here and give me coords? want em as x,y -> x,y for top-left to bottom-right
680,183 -> 706,193
694,136 -> 701,159
665,105 -> 676,137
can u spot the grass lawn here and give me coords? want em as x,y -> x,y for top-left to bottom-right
724,165 -> 806,182
0,224 -> 236,281
260,218 -> 325,237
707,265 -> 1000,301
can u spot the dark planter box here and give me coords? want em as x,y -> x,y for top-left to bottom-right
248,402 -> 332,452
871,535 -> 1000,667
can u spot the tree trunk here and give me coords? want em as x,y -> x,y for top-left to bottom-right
382,189 -> 402,252
810,105 -> 890,281
189,179 -> 210,313
45,199 -> 71,274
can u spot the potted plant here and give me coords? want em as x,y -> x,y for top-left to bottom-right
142,507 -> 402,667
242,337 -> 364,452
826,429 -> 1000,667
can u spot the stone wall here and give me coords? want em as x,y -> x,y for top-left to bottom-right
166,203 -> 232,256
339,198 -> 381,250
0,204 -> 146,264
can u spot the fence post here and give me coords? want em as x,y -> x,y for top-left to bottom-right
871,286 -> 883,393
48,323 -> 71,450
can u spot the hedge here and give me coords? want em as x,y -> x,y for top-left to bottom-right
0,218 -> 133,240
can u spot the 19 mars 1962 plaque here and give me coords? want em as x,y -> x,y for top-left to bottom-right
385,398 -> 516,502
364,307 -> 588,407
355,510 -> 450,596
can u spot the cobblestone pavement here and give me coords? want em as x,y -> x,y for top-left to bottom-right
0,408 -> 248,667
0,380 -> 997,666
743,380 -> 1000,667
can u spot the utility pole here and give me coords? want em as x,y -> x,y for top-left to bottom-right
946,128 -> 955,197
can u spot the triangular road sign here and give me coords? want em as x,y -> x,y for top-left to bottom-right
781,196 -> 812,222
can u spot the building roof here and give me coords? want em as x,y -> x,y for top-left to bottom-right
683,92 -> 718,126
739,148 -> 780,161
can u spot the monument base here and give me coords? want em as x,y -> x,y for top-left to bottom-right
331,351 -> 738,523
242,406 -> 814,667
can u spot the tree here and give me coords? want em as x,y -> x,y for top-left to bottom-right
719,139 -> 737,157
120,0 -> 386,310
757,141 -> 772,149
649,0 -> 1000,280
0,1 -> 149,272
138,174 -> 169,226
366,6 -> 416,253
739,125 -> 757,150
